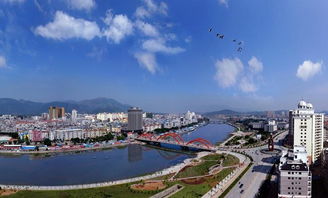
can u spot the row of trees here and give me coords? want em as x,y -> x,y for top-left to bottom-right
41,133 -> 126,146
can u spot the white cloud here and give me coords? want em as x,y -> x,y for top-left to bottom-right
135,7 -> 151,19
158,2 -> 168,15
296,60 -> 322,81
135,20 -> 159,37
87,47 -> 107,61
248,56 -> 263,73
214,58 -> 243,88
34,11 -> 100,40
239,77 -> 257,93
66,0 -> 95,11
102,10 -> 134,44
134,52 -> 158,74
214,56 -> 264,92
0,56 -> 7,68
34,0 -> 45,13
185,36 -> 192,43
142,39 -> 185,54
218,0 -> 229,7
1,0 -> 25,4
135,0 -> 168,18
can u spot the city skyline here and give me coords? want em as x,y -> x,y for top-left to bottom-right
1,0 -> 328,112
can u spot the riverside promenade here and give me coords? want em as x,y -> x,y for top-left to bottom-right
0,151 -> 210,191
201,151 -> 250,198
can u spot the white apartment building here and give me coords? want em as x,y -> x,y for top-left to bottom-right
96,112 -> 127,122
289,100 -> 324,163
265,120 -> 278,133
71,109 -> 78,121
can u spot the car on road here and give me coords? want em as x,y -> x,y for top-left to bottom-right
239,184 -> 243,188
240,190 -> 244,194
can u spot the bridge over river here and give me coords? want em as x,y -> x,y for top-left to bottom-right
135,132 -> 216,152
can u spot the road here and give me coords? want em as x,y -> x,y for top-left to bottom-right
224,131 -> 288,198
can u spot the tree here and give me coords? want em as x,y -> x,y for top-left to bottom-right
26,138 -> 31,145
247,138 -> 257,145
116,135 -> 125,141
43,138 -> 52,146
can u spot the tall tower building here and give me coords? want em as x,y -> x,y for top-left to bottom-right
49,106 -> 57,120
289,100 -> 324,163
127,107 -> 143,133
72,109 -> 77,121
57,107 -> 65,118
48,106 -> 65,120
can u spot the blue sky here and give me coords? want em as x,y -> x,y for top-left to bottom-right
0,0 -> 327,112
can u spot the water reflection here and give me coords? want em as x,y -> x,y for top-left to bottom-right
128,144 -> 143,162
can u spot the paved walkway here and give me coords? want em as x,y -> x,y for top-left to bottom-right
201,151 -> 251,198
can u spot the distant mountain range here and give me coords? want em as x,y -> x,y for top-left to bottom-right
0,98 -> 131,115
203,109 -> 290,118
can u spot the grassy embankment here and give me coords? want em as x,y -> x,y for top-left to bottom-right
175,154 -> 239,178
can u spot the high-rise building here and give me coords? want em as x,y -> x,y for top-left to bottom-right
49,106 -> 65,120
127,107 -> 143,133
58,107 -> 65,118
289,100 -> 324,163
71,109 -> 77,121
278,146 -> 312,198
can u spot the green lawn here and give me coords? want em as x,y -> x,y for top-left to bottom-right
201,154 -> 224,161
175,154 -> 239,179
170,168 -> 235,198
6,183 -> 158,198
222,154 -> 240,167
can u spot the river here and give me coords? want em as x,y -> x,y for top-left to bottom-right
0,124 -> 234,186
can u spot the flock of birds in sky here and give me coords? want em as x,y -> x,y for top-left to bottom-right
209,27 -> 244,53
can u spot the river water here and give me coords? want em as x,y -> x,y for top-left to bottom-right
0,124 -> 234,185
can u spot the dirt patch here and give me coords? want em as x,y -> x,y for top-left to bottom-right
181,177 -> 206,185
130,180 -> 166,191
0,189 -> 18,196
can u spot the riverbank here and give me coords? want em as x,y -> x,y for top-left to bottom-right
0,141 -> 136,155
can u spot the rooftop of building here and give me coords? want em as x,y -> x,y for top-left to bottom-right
297,100 -> 314,110
280,161 -> 308,171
